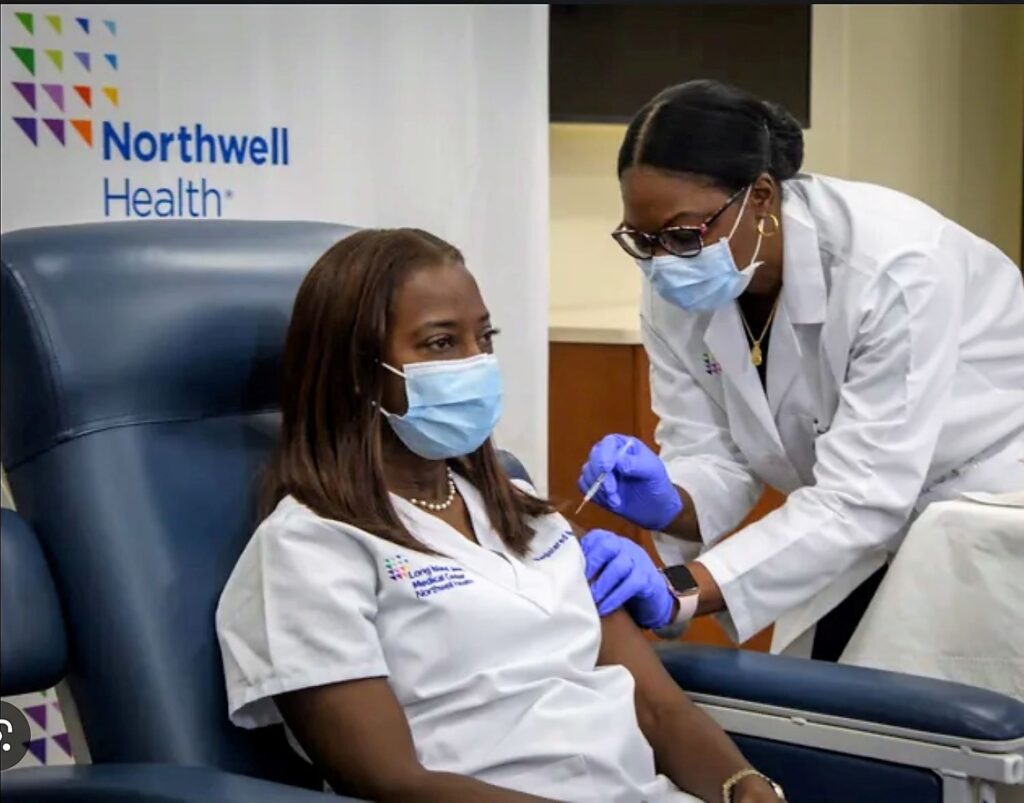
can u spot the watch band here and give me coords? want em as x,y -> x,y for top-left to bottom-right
653,569 -> 700,639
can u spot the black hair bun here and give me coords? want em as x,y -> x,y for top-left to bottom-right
762,100 -> 804,180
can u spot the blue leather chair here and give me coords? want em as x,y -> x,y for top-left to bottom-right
2,221 -> 1022,803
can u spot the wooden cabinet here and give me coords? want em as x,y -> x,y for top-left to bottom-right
548,340 -> 783,652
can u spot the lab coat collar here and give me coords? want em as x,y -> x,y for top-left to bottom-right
704,305 -> 800,491
685,189 -> 830,490
780,188 -> 827,325
764,189 -> 827,417
766,296 -> 800,418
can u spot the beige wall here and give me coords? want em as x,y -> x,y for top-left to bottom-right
550,4 -> 1024,313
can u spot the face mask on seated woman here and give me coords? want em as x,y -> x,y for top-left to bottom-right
378,352 -> 504,460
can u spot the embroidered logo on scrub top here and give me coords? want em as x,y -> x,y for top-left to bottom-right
384,555 -> 475,599
533,529 -> 572,561
384,555 -> 412,581
702,351 -> 723,376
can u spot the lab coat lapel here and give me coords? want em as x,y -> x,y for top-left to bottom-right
766,299 -> 800,418
769,192 -> 829,418
704,305 -> 799,490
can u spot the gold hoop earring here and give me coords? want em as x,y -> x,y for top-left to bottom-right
757,214 -> 780,238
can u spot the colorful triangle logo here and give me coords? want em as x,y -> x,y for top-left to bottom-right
53,733 -> 72,757
104,53 -> 117,70
13,117 -> 38,145
12,47 -> 35,75
44,49 -> 63,72
26,738 -> 47,764
42,83 -> 65,112
43,118 -> 65,145
12,81 -> 37,110
45,14 -> 61,34
25,704 -> 48,730
70,118 -> 93,146
102,86 -> 119,107
74,84 -> 92,107
103,20 -> 117,36
76,17 -> 90,34
15,12 -> 34,35
74,51 -> 91,71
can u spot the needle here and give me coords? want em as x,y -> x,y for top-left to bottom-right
575,438 -> 635,515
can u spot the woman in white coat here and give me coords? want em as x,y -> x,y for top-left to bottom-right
579,80 -> 1024,660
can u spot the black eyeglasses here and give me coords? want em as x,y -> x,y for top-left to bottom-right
611,187 -> 747,260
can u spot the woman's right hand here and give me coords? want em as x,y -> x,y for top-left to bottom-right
577,434 -> 683,531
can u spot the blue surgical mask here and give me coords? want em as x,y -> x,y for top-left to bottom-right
637,187 -> 763,312
380,353 -> 503,460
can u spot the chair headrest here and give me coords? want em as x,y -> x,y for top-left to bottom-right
1,220 -> 353,468
1,508 -> 68,696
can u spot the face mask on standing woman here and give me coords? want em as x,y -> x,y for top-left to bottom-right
638,186 -> 763,312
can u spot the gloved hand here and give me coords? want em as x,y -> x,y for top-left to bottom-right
577,434 -> 683,531
581,529 -> 674,630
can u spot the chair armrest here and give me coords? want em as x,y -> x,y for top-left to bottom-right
1,508 -> 68,696
0,764 -> 368,803
658,643 -> 1024,744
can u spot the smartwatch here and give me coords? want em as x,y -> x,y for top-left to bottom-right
654,564 -> 700,640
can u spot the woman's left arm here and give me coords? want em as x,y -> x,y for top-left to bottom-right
598,610 -> 781,803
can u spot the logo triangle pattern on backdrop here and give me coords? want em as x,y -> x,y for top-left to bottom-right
73,85 -> 92,107
43,118 -> 65,145
70,119 -> 93,146
12,81 -> 37,109
13,117 -> 38,145
7,11 -> 119,150
44,49 -> 63,72
42,83 -> 64,112
12,46 -> 35,75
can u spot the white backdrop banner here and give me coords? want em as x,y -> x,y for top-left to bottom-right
1,3 -> 549,485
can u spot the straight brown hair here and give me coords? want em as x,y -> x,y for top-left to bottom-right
260,228 -> 552,555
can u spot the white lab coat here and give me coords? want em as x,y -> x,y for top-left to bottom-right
644,173 -> 1024,654
216,475 -> 699,803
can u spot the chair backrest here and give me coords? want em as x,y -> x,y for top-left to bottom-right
1,220 -> 353,786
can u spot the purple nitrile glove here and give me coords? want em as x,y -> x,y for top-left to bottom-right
581,529 -> 674,630
577,434 -> 683,531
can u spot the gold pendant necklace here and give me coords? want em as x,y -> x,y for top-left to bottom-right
740,294 -> 781,367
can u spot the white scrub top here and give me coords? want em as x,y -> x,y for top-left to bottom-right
216,475 -> 699,803
644,173 -> 1024,652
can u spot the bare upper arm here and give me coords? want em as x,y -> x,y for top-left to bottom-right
275,676 -> 421,799
597,610 -> 692,731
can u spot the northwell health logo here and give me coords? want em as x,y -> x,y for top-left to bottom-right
7,10 -> 291,218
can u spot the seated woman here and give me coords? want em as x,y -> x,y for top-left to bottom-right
216,229 -> 783,803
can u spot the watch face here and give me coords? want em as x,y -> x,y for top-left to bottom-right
664,564 -> 699,594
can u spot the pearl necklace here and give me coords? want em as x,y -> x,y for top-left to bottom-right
408,467 -> 457,512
